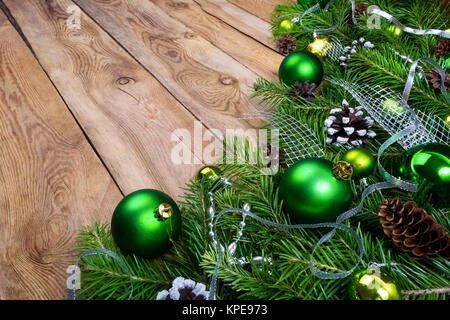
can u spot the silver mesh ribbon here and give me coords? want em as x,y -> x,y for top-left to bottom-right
239,111 -> 325,166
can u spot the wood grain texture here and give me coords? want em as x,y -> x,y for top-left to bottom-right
72,0 -> 263,132
0,10 -> 123,299
3,0 -> 206,199
194,0 -> 275,49
153,0 -> 282,81
227,0 -> 296,22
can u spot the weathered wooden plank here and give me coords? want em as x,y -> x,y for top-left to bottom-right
194,0 -> 275,49
227,0 -> 296,23
3,0 -> 206,199
153,0 -> 282,82
72,0 -> 263,132
0,10 -> 123,299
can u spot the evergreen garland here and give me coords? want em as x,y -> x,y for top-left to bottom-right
73,0 -> 449,300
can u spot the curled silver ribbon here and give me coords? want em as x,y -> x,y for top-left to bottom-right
299,0 -> 339,34
67,248 -> 134,300
350,0 -> 450,37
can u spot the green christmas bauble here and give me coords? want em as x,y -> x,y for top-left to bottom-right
341,148 -> 376,179
349,268 -> 401,300
297,0 -> 329,8
279,19 -> 294,32
279,50 -> 324,87
386,24 -> 403,37
279,158 -> 352,224
381,98 -> 405,115
399,143 -> 450,201
195,165 -> 222,182
111,189 -> 182,258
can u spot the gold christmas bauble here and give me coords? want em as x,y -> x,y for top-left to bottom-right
306,36 -> 333,57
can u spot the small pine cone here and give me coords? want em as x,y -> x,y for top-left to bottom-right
156,277 -> 209,300
434,39 -> 450,58
348,3 -> 368,24
379,198 -> 450,260
324,100 -> 376,146
276,34 -> 297,55
426,68 -> 450,91
289,81 -> 320,102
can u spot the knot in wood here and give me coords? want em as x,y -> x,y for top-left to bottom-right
219,75 -> 236,86
116,76 -> 135,86
168,1 -> 189,9
184,32 -> 196,39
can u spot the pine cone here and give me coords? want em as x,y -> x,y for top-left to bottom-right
289,81 -> 320,102
434,39 -> 450,58
348,3 -> 368,24
379,198 -> 450,260
426,68 -> 450,91
156,277 -> 209,300
324,99 -> 376,146
276,35 -> 297,55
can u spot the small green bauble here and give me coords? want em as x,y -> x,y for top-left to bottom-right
279,158 -> 352,224
111,189 -> 182,258
399,143 -> 450,203
279,19 -> 294,32
349,268 -> 401,300
386,24 -> 403,37
195,165 -> 222,182
381,98 -> 405,115
341,148 -> 376,179
279,50 -> 324,87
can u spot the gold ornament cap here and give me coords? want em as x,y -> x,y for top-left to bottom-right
332,161 -> 353,180
158,203 -> 173,219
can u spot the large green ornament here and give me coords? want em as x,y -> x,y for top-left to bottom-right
349,268 -> 401,300
279,158 -> 352,224
279,50 -> 324,87
399,143 -> 450,202
341,148 -> 376,179
111,189 -> 182,258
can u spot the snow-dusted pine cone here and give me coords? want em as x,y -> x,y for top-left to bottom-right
276,34 -> 297,55
434,38 -> 450,58
156,277 -> 209,300
339,37 -> 374,67
426,68 -> 450,91
325,99 -> 376,146
289,80 -> 320,102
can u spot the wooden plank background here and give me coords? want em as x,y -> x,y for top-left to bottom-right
0,0 -> 287,299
